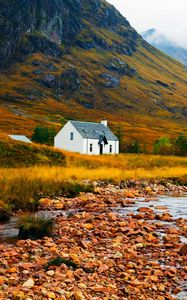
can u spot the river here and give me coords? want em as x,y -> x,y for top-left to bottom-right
0,195 -> 186,299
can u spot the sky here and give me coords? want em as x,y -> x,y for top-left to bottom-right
107,0 -> 187,49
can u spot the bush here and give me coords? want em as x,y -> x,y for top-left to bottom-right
125,141 -> 142,154
175,133 -> 187,156
0,200 -> 11,221
153,137 -> 173,155
18,215 -> 54,239
45,256 -> 78,270
32,126 -> 57,146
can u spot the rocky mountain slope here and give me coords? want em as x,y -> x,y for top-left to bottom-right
142,28 -> 187,67
0,0 -> 187,146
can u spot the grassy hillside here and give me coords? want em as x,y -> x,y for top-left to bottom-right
0,0 -> 187,147
0,139 -> 66,167
1,139 -> 187,180
0,43 -> 187,147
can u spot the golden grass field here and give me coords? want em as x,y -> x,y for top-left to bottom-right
1,152 -> 187,182
0,150 -> 187,214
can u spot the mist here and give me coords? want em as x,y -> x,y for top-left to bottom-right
108,0 -> 187,49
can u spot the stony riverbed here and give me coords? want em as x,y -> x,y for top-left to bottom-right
0,181 -> 187,299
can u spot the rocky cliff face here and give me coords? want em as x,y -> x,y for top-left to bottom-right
0,0 -> 139,68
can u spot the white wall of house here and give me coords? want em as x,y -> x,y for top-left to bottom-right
54,121 -> 84,153
83,139 -> 119,155
83,138 -> 100,155
104,140 -> 119,155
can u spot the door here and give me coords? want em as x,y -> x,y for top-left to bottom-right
100,144 -> 103,155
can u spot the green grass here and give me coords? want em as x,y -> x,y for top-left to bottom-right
18,214 -> 54,239
0,140 -> 66,167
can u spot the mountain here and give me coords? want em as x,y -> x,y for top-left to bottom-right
142,28 -> 187,67
0,0 -> 187,147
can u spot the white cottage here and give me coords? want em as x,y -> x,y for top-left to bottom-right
54,120 -> 119,155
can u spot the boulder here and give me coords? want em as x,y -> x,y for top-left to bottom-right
41,74 -> 57,88
32,69 -> 42,75
104,58 -> 136,76
100,73 -> 120,88
60,69 -> 81,92
32,60 -> 41,66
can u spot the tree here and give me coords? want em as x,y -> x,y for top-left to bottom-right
153,137 -> 172,155
126,141 -> 142,154
32,126 -> 57,145
175,133 -> 187,156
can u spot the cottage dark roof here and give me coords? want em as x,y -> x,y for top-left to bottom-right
70,121 -> 118,141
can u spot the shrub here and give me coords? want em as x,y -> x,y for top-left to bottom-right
0,200 -> 11,221
153,137 -> 173,155
17,214 -> 54,239
125,141 -> 142,154
175,133 -> 187,156
32,126 -> 57,146
45,256 -> 78,270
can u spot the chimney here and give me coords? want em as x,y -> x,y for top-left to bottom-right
101,119 -> 107,127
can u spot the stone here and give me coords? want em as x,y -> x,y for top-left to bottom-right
138,207 -> 154,213
41,74 -> 56,88
74,290 -> 85,300
32,60 -> 41,66
113,252 -> 123,258
60,69 -> 81,92
179,244 -> 187,255
158,284 -> 165,292
104,58 -> 136,76
45,63 -> 57,71
100,73 -> 120,88
46,270 -> 55,276
22,278 -> 35,288
47,292 -> 56,299
12,291 -> 25,300
32,69 -> 42,75
162,234 -> 180,244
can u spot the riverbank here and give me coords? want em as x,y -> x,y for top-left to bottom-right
0,182 -> 187,299
1,156 -> 187,218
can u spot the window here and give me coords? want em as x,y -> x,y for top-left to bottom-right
110,145 -> 112,153
70,132 -> 74,140
90,144 -> 93,152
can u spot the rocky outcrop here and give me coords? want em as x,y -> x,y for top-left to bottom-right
41,74 -> 57,89
40,68 -> 81,93
100,73 -> 120,88
104,58 -> 136,76
0,0 -> 140,69
60,69 -> 81,92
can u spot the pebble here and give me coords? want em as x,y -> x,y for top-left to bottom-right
22,278 -> 35,288
0,182 -> 187,299
46,270 -> 55,276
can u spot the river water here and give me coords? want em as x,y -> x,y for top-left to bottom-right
0,195 -> 186,298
